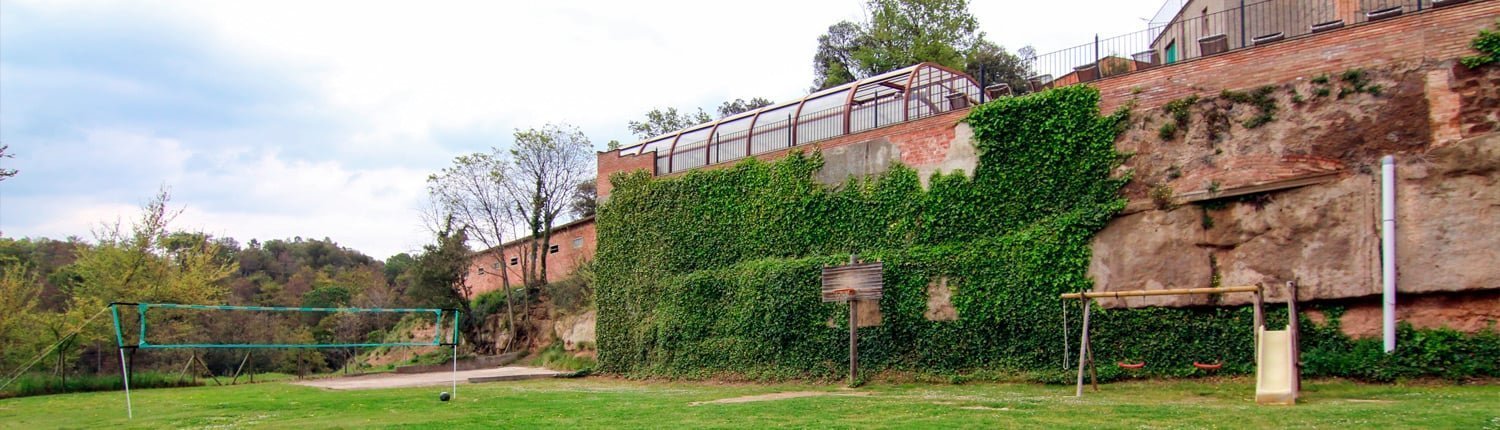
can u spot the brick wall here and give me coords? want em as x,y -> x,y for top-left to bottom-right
1094,1 -> 1500,112
465,219 -> 597,298
596,151 -> 656,200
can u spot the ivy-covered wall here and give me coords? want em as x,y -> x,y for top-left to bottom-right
594,85 -> 1499,381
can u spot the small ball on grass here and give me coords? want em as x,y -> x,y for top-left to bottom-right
439,392 -> 451,402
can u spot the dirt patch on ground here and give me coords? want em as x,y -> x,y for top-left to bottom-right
361,323 -> 439,368
689,391 -> 873,406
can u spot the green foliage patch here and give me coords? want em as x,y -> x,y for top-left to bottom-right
596,86 -> 1126,378
1460,20 -> 1500,69
594,85 -> 1499,382
1,372 -> 201,399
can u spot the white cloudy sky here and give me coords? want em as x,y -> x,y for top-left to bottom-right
0,0 -> 1164,259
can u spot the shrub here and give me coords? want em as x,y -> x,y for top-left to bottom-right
1460,20 -> 1500,68
1,372 -> 201,399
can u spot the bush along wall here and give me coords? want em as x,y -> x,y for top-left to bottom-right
594,85 -> 1500,382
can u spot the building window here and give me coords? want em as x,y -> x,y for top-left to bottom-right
572,237 -> 584,249
549,244 -> 560,254
492,262 -> 500,270
509,257 -> 518,266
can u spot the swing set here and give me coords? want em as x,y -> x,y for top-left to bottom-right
1060,282 -> 1301,405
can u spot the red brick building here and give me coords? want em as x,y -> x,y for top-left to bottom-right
464,216 -> 596,298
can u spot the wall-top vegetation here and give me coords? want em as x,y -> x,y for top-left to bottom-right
594,85 -> 1499,381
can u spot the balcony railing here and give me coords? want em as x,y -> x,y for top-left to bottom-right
1023,0 -> 1449,90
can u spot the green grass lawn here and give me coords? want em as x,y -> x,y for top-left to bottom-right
1,377 -> 1497,429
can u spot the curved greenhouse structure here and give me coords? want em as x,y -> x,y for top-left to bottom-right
617,63 -> 981,174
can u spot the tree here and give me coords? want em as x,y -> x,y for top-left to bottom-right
69,188 -> 233,307
0,263 -> 44,371
810,0 -> 998,91
571,179 -> 597,218
506,124 -> 593,292
0,145 -> 16,182
426,123 -> 593,351
716,98 -> 774,118
626,107 -> 712,139
856,0 -> 979,75
56,188 -> 234,381
427,152 -> 522,352
813,21 -> 865,90
965,39 -> 1035,96
406,219 -> 487,351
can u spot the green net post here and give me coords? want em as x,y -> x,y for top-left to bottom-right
109,304 -> 125,348
433,310 -> 445,346
137,303 -> 149,348
109,303 -> 134,419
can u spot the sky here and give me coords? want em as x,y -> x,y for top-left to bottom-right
0,0 -> 1166,259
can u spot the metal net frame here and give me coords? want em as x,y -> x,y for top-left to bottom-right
106,302 -> 462,419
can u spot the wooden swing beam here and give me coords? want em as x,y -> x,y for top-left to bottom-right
1062,284 -> 1269,398
1060,285 -> 1261,300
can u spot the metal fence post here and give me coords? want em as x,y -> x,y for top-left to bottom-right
1094,34 -> 1100,67
1239,0 -> 1247,48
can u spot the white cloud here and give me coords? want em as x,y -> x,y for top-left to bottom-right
1,0 -> 1173,259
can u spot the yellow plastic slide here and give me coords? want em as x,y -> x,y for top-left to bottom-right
1255,327 -> 1297,405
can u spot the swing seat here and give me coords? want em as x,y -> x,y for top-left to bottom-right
1192,361 -> 1223,371
1116,361 -> 1146,369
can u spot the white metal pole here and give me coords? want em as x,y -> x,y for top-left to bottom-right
118,348 -> 133,419
1074,299 -> 1092,397
1381,155 -> 1397,353
451,343 -> 458,400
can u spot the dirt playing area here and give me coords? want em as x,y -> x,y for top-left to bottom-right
294,366 -> 561,390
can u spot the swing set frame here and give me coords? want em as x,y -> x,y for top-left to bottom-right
1060,283 -> 1296,398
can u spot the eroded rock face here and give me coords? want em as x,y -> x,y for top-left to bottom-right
1116,64 -> 1437,205
1305,291 -> 1500,338
1091,63 -> 1500,316
553,310 -> 596,351
1088,207 -> 1212,308
1395,133 -> 1500,294
1204,174 -> 1381,304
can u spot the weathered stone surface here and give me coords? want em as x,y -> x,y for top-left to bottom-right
1088,206 -> 1213,308
1394,133 -> 1500,294
1115,64 -> 1432,204
814,138 -> 897,186
1206,174 -> 1381,304
552,310 -> 596,351
1305,291 -> 1500,338
924,276 -> 957,321
1090,132 -> 1500,310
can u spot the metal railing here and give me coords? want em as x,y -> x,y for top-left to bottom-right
1025,0 -> 1438,90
